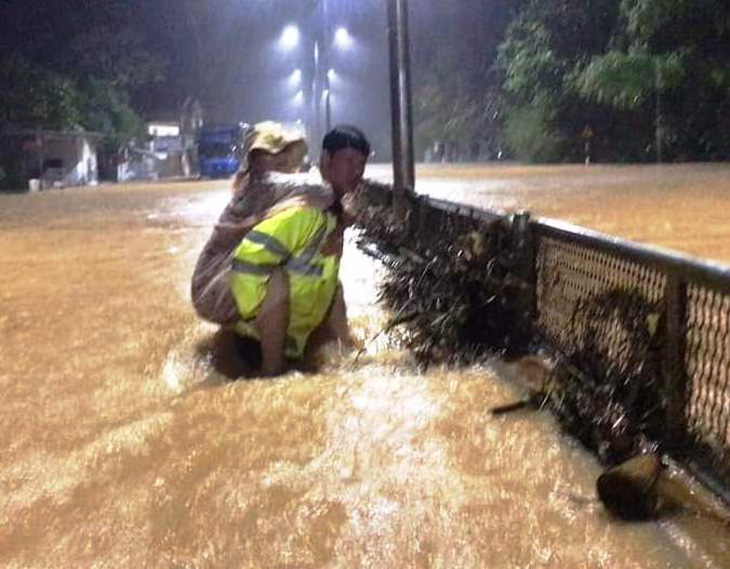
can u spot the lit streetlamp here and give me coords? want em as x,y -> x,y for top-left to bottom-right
279,25 -> 300,51
278,1 -> 416,216
277,6 -> 354,153
288,69 -> 302,87
334,27 -> 354,50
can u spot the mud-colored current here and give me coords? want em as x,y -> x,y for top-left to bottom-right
1,165 -> 729,567
372,162 -> 730,264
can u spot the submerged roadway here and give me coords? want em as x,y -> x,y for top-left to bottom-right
1,162 -> 729,566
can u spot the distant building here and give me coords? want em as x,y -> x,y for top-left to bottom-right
149,120 -> 183,179
116,120 -> 183,182
0,129 -> 101,191
118,98 -> 203,182
180,97 -> 204,177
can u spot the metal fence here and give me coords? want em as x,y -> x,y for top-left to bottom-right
532,218 -> 730,496
397,195 -> 730,502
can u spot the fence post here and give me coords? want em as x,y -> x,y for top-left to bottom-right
510,211 -> 537,352
387,0 -> 416,220
663,273 -> 688,450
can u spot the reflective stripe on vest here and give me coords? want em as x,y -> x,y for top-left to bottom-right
231,259 -> 274,276
232,221 -> 329,277
286,223 -> 327,276
244,230 -> 291,260
230,206 -> 340,358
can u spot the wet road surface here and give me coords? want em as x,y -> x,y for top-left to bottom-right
370,162 -> 730,265
1,166 -> 729,567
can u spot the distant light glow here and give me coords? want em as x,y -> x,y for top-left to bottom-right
279,25 -> 300,50
327,69 -> 337,82
148,124 -> 179,137
334,27 -> 353,49
288,69 -> 302,86
322,89 -> 330,100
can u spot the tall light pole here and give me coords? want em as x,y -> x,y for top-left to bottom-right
322,0 -> 332,134
316,0 -> 348,148
278,7 -> 355,156
388,0 -> 415,214
312,39 -> 321,152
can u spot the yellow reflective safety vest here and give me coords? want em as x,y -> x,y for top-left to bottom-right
229,205 -> 339,359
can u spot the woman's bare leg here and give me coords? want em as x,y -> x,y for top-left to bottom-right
324,283 -> 352,345
305,282 -> 354,361
254,268 -> 289,376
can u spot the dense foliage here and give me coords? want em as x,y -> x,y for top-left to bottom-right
0,55 -> 81,130
0,1 -> 167,150
415,0 -> 730,163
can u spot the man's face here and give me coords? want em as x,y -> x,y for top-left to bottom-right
320,147 -> 368,197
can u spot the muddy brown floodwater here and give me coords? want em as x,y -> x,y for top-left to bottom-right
1,165 -> 729,567
370,162 -> 730,264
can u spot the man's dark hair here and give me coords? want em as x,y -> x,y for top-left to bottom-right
322,124 -> 370,157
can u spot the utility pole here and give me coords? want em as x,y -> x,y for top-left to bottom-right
387,0 -> 415,217
311,40 -> 321,155
309,0 -> 332,158
322,0 -> 332,133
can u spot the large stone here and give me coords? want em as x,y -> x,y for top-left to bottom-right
597,453 -> 662,520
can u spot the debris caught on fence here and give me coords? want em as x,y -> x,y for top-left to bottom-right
354,184 -> 730,514
545,289 -> 666,465
356,191 -> 682,466
355,190 -> 666,465
355,189 -> 528,368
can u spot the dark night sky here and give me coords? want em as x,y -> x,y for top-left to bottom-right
0,0 -> 514,154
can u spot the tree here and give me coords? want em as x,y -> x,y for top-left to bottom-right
77,78 -> 145,152
496,0 -> 730,162
575,0 -> 730,160
414,50 -> 491,161
57,26 -> 165,91
496,0 -> 622,162
412,0 -> 513,161
0,55 -> 80,130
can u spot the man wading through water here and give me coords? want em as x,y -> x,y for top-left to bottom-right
191,123 -> 371,376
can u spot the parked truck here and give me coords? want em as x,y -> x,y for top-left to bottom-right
197,123 -> 249,178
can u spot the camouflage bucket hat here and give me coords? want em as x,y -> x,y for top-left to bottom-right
245,121 -> 308,157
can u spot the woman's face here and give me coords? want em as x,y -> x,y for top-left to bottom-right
249,144 -> 305,175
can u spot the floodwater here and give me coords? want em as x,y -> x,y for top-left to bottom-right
1,165 -> 729,567
371,162 -> 730,265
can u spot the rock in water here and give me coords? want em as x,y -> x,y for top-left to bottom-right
597,454 -> 662,520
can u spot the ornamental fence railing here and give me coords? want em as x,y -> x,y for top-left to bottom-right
531,216 -> 730,501
378,192 -> 730,504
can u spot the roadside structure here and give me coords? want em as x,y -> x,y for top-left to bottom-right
119,98 -> 203,182
0,129 -> 102,191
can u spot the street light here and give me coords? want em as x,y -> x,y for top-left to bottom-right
321,29 -> 354,136
277,12 -> 355,153
278,1 -> 416,211
333,27 -> 353,50
279,25 -> 300,51
288,69 -> 302,87
289,90 -> 305,120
